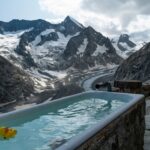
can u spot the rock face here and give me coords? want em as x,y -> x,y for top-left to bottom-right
117,34 -> 136,51
38,32 -> 59,46
115,43 -> 150,81
58,16 -> 84,36
0,28 -> 3,34
0,19 -> 52,32
15,35 -> 37,68
0,56 -> 34,103
63,26 -> 123,69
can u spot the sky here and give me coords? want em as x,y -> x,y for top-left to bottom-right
1,0 -> 150,36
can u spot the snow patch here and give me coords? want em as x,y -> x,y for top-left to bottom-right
41,29 -> 55,36
30,73 -> 50,92
0,29 -> 33,61
44,70 -> 67,79
33,77 -> 47,87
0,31 -> 24,66
32,36 -> 41,46
119,42 -> 131,50
77,38 -> 88,55
92,44 -> 107,56
3,28 -> 33,35
112,42 -> 124,58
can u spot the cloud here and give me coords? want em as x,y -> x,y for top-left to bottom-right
82,0 -> 150,28
127,15 -> 150,33
39,0 -> 82,19
83,15 -> 121,36
38,0 -> 150,36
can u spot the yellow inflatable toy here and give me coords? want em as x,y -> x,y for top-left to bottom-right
0,127 -> 17,139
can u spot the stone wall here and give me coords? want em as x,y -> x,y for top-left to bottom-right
77,99 -> 145,150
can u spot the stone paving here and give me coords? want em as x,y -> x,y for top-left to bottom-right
144,98 -> 150,150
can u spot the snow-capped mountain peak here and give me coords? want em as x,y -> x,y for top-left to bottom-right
59,16 -> 84,36
64,16 -> 84,29
63,26 -> 122,69
111,33 -> 144,59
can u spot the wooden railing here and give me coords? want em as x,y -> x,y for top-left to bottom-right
114,80 -> 142,93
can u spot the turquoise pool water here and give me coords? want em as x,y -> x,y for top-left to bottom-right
0,97 -> 127,150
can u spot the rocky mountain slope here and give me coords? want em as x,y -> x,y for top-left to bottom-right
0,56 -> 34,103
64,26 -> 123,69
115,43 -> 150,81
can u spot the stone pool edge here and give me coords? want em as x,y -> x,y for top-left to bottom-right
57,92 -> 145,150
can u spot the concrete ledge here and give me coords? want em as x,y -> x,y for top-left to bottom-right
76,100 -> 145,150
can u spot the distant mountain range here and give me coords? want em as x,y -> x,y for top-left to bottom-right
0,16 -> 144,72
0,16 -> 124,71
0,16 -> 147,103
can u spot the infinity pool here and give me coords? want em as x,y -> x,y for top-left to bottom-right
0,92 -> 141,150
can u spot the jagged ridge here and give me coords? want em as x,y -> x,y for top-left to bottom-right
115,43 -> 150,81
